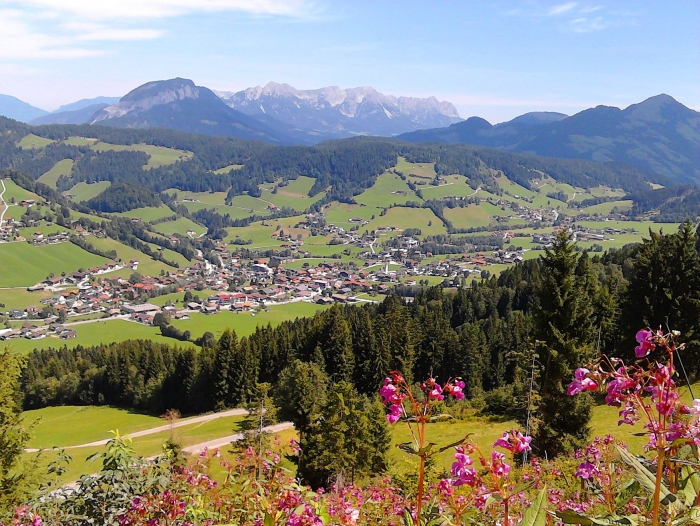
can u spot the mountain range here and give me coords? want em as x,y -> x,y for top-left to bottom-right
399,95 -> 700,185
1,78 -> 698,185
215,82 -> 462,140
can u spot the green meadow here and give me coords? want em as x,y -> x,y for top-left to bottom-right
62,137 -> 98,147
213,164 -> 244,174
0,242 -> 108,287
17,134 -> 54,150
90,142 -> 192,168
65,181 -> 111,202
38,159 -> 74,189
117,206 -> 175,222
153,217 -> 206,237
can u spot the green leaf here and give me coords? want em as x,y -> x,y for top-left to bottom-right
402,507 -> 415,526
397,442 -> 420,455
615,445 -> 672,500
556,510 -> 595,525
263,513 -> 274,526
520,485 -> 547,526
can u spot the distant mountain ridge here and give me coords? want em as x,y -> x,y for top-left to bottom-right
399,95 -> 700,185
30,103 -> 111,125
215,82 -> 462,139
88,78 -> 291,143
0,95 -> 48,122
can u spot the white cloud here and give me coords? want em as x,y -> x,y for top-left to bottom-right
569,16 -> 609,32
548,2 -> 578,16
0,0 -> 318,61
0,0 -> 317,20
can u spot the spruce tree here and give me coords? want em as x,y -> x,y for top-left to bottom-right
321,305 -> 354,382
213,329 -> 238,409
531,231 -> 597,457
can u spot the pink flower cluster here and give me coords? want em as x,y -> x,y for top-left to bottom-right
634,329 -> 656,358
566,368 -> 598,396
493,430 -> 532,454
379,374 -> 407,423
450,446 -> 477,487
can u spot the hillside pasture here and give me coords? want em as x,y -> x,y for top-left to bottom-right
17,134 -> 54,150
170,301 -> 330,341
2,179 -> 42,204
87,236 -> 181,276
365,207 -> 446,237
444,204 -> 493,229
38,159 -> 74,189
213,164 -> 244,174
324,202 -> 376,224
0,241 -> 108,287
579,200 -> 633,215
0,288 -> 56,311
354,171 -> 421,210
62,137 -> 98,147
117,206 -> 175,222
260,176 -> 325,211
90,142 -> 193,169
396,156 -> 436,179
152,217 -> 206,237
417,175 -> 480,199
64,181 -> 111,202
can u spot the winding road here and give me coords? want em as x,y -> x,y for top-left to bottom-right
25,407 -> 255,452
0,179 -> 7,226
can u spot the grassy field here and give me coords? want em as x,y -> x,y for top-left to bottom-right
444,204 -> 493,228
213,164 -> 244,174
87,236 -> 180,276
2,179 -> 42,204
117,206 -> 175,222
580,200 -> 633,215
225,215 -> 308,248
170,302 -> 329,341
324,202 -> 377,224
418,175 -> 480,200
0,242 -> 108,287
354,172 -> 420,210
65,181 -> 111,202
38,159 -> 73,189
91,142 -> 192,169
17,134 -> 54,150
396,157 -> 436,179
152,217 -> 206,237
260,176 -> 325,211
365,207 -> 446,237
0,288 -> 58,311
62,137 -> 98,147
5,319 -> 172,354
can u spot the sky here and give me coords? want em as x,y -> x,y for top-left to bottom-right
0,0 -> 697,123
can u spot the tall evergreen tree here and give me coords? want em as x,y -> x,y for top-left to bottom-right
213,329 -> 238,409
320,305 -> 355,383
531,231 -> 597,457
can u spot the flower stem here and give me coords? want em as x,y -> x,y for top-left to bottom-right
652,446 -> 665,526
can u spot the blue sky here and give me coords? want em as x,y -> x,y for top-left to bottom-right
0,0 -> 697,122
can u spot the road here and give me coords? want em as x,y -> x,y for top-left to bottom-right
181,422 -> 294,455
25,407 -> 251,452
0,179 -> 7,226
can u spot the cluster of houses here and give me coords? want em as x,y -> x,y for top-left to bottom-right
0,321 -> 76,342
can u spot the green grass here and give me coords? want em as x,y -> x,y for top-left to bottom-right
62,137 -> 98,147
225,215 -> 308,248
17,134 -> 54,150
418,175 -> 479,199
396,156 -> 436,178
171,302 -> 330,341
324,202 -> 377,224
149,289 -> 221,307
213,164 -> 244,174
580,200 -> 633,215
260,176 -> 325,211
152,217 -> 206,237
25,406 -> 165,449
444,205 -> 492,228
64,181 -> 111,202
354,172 -> 421,210
2,179 -> 42,204
86,236 -> 180,276
365,207 -> 445,237
91,142 -> 192,169
0,242 -> 108,287
5,319 -> 172,354
38,159 -> 73,189
117,207 -> 175,222
496,176 -> 538,200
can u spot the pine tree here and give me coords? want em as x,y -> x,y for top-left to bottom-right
213,329 -> 238,409
531,230 -> 597,457
321,305 -> 354,382
0,349 -> 35,512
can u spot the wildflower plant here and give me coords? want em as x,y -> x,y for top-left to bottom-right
566,328 -> 700,526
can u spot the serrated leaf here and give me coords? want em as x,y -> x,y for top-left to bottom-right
520,485 -> 547,526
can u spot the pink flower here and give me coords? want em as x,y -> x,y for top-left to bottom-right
451,446 -> 477,487
575,461 -> 598,479
386,403 -> 403,424
429,384 -> 444,401
635,329 -> 655,358
567,368 -> 598,396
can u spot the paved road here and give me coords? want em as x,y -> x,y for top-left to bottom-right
0,179 -> 7,226
181,422 -> 294,455
25,408 -> 251,452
